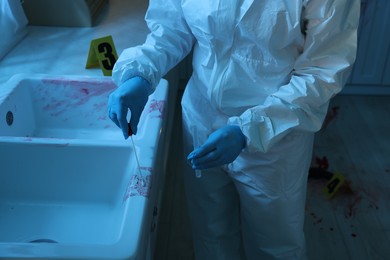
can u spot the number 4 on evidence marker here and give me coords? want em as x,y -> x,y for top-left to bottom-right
323,172 -> 345,199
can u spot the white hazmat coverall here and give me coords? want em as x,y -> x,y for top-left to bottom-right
112,0 -> 360,259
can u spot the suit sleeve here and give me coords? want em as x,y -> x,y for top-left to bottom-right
228,0 -> 360,153
112,0 -> 195,93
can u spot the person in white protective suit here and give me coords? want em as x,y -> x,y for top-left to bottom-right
108,0 -> 360,259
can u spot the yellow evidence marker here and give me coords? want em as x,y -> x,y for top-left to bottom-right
323,172 -> 345,199
86,35 -> 118,76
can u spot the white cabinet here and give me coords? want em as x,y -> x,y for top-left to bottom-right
345,0 -> 390,94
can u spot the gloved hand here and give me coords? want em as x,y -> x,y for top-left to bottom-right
108,76 -> 150,139
187,125 -> 246,170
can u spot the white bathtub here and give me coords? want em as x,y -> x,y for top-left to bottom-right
0,74 -> 170,259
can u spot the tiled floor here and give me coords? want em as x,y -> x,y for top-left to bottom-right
154,93 -> 390,260
305,95 -> 390,259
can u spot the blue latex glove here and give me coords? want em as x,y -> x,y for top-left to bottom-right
108,76 -> 149,139
187,125 -> 246,170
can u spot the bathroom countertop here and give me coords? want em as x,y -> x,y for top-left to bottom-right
0,0 -> 149,87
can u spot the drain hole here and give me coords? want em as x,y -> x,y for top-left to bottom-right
29,238 -> 58,243
6,111 -> 13,126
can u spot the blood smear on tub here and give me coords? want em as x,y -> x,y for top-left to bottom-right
123,174 -> 152,202
148,99 -> 165,118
